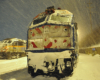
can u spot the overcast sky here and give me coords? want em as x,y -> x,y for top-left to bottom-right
0,0 -> 100,42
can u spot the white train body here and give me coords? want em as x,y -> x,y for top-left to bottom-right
27,7 -> 78,75
0,38 -> 26,59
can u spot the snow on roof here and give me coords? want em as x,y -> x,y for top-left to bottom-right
54,10 -> 73,15
29,9 -> 73,28
3,38 -> 26,42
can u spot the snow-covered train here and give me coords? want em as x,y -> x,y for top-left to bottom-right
26,6 -> 79,76
0,38 -> 26,59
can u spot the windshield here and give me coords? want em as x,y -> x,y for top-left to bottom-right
50,15 -> 72,23
33,16 -> 46,25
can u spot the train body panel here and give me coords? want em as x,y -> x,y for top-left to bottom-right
26,6 -> 79,75
28,25 -> 71,50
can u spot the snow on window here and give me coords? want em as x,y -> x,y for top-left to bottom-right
50,15 -> 72,23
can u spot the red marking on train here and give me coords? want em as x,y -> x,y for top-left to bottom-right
32,32 -> 35,36
63,40 -> 67,43
55,46 -> 57,48
44,42 -> 52,48
31,42 -> 37,48
33,14 -> 39,19
64,26 -> 69,28
48,25 -> 51,27
45,11 -> 48,14
45,39 -> 46,41
35,28 -> 42,34
28,36 -> 30,39
42,25 -> 50,28
54,40 -> 57,43
68,33 -> 70,37
55,26 -> 60,29
4,49 -> 8,52
67,43 -> 71,47
3,47 -> 7,52
42,26 -> 45,28
30,30 -> 32,31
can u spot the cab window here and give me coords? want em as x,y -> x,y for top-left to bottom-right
12,41 -> 24,46
33,16 -> 46,25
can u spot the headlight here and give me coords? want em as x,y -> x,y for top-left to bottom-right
67,61 -> 71,67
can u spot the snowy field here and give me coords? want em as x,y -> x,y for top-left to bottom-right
0,53 -> 100,80
0,57 -> 27,75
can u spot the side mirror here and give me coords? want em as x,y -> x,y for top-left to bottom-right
74,23 -> 78,30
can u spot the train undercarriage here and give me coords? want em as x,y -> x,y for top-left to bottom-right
27,51 -> 78,77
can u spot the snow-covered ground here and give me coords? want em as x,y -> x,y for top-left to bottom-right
0,53 -> 100,80
0,57 -> 27,75
68,53 -> 100,80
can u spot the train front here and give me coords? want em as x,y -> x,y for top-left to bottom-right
26,7 -> 78,75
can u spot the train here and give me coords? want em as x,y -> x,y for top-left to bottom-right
0,38 -> 27,59
26,6 -> 79,76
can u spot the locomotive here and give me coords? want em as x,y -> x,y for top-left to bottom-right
0,38 -> 26,59
26,6 -> 79,76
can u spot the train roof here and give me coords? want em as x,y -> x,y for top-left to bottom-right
33,9 -> 73,19
3,38 -> 26,42
29,8 -> 73,28
54,9 -> 73,15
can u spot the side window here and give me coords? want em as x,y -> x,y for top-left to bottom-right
4,40 -> 7,43
12,41 -> 17,46
17,41 -> 24,46
12,41 -> 24,46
